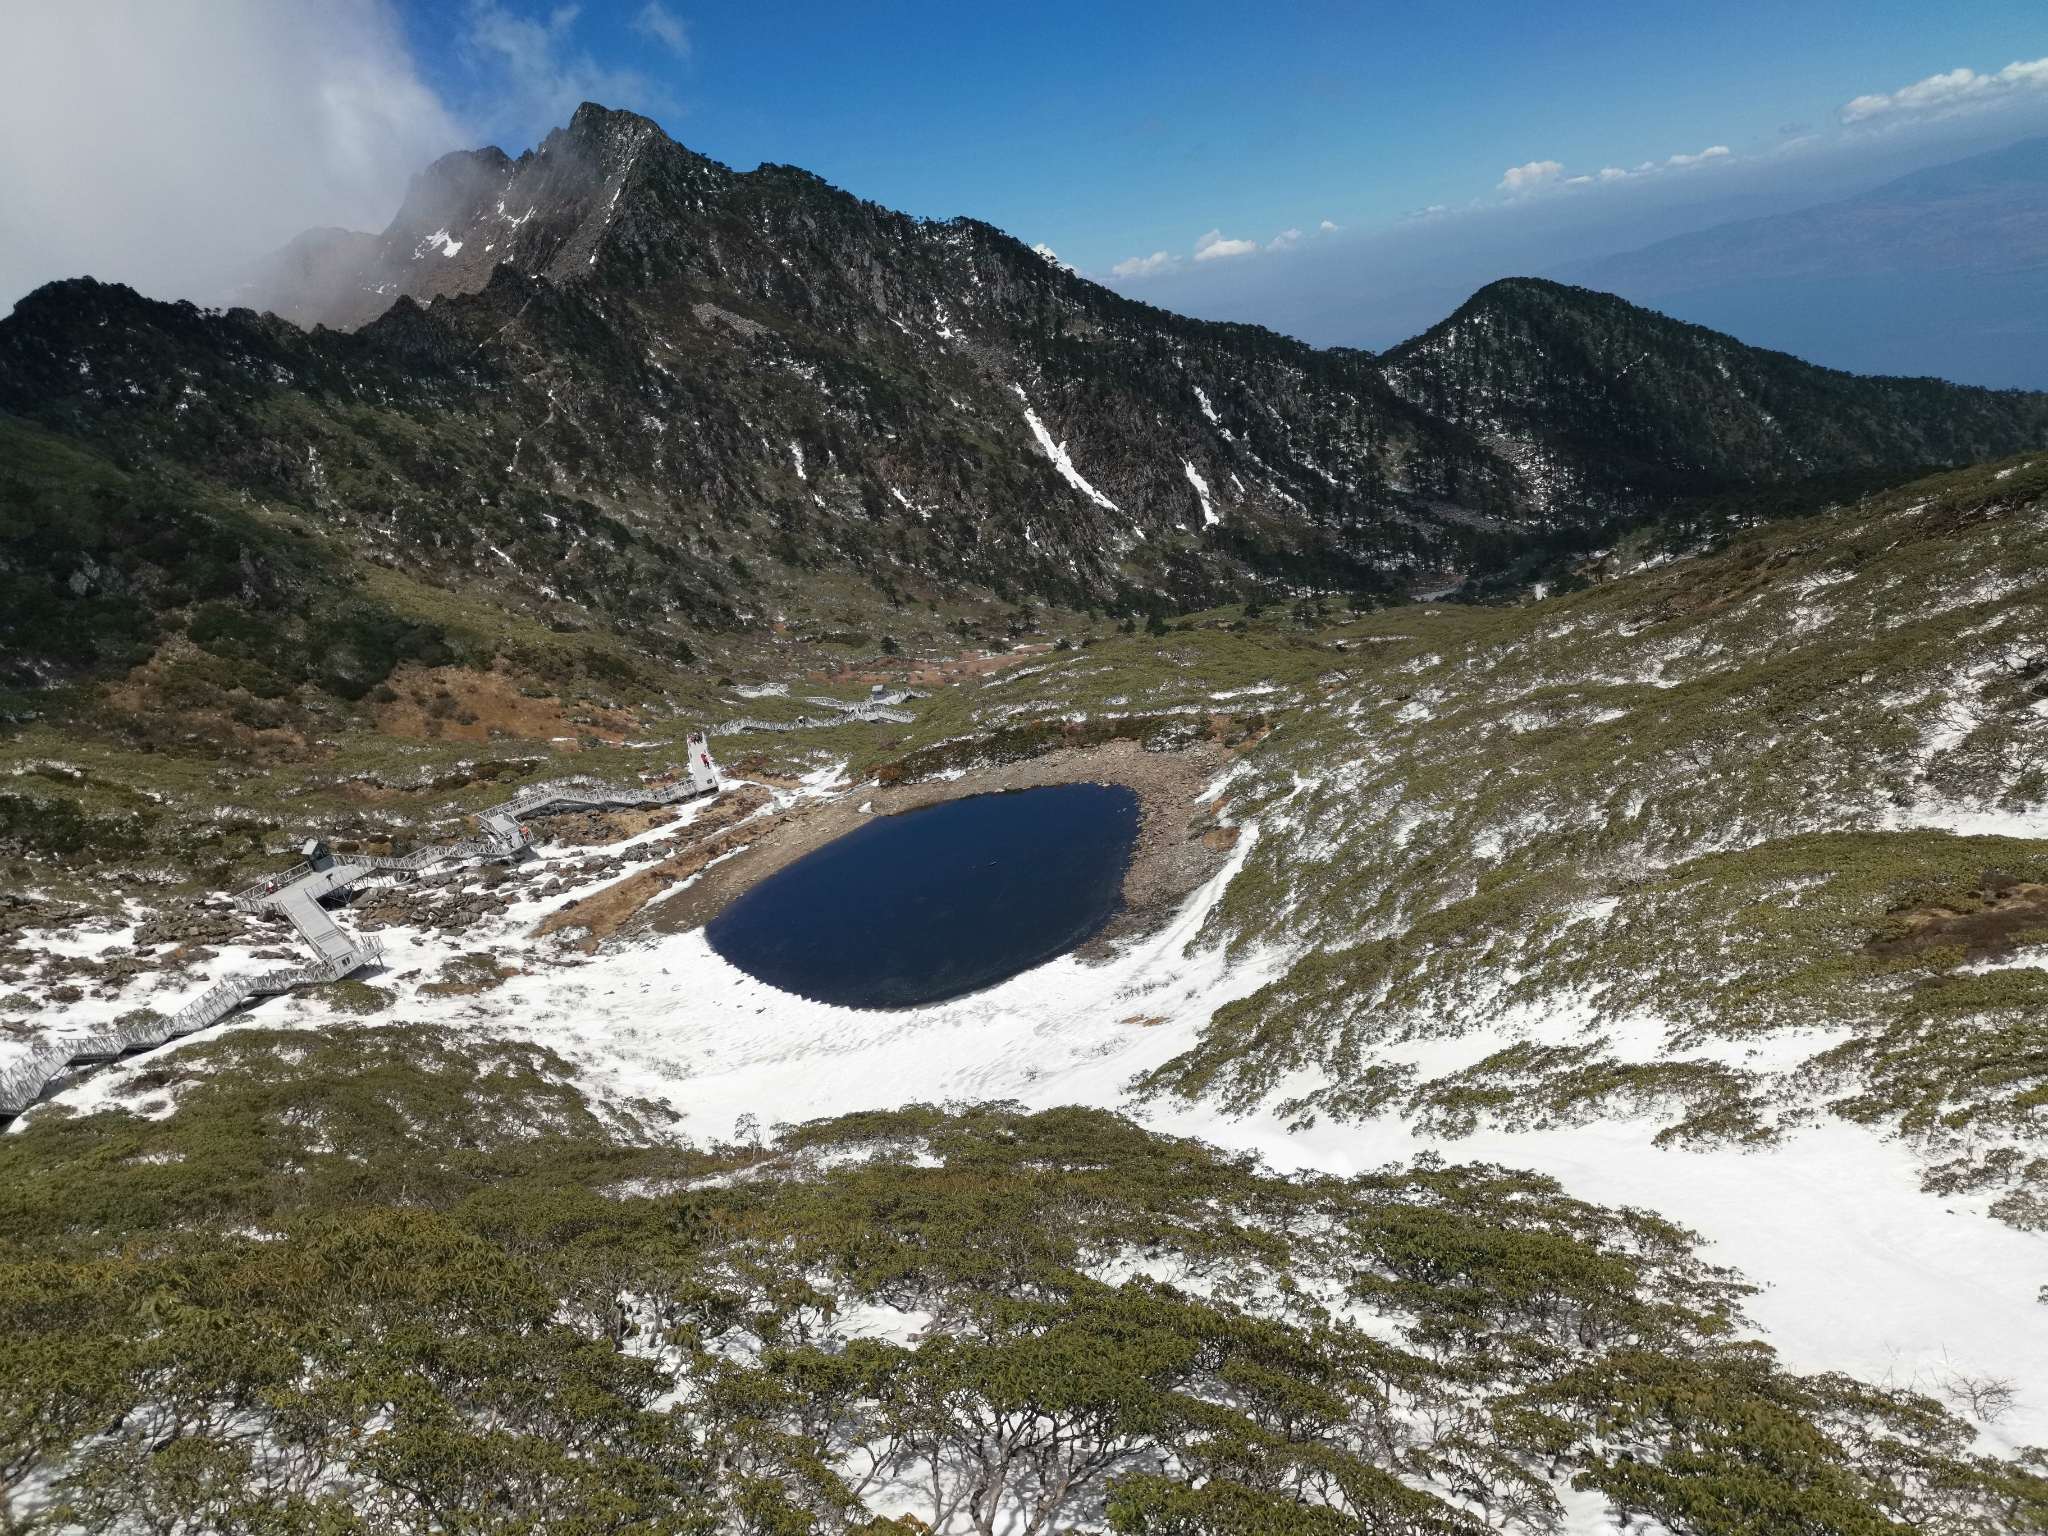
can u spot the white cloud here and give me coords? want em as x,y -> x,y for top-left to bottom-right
631,2 -> 691,58
1497,159 -> 1564,193
1319,219 -> 1339,230
1542,145 -> 1732,191
1194,228 -> 1259,261
1111,251 -> 1178,278
0,0 -> 463,310
1267,228 -> 1302,250
1841,57 -> 2048,124
1031,242 -> 1075,273
459,1 -> 654,144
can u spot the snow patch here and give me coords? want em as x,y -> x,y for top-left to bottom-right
1183,461 -> 1218,526
1014,392 -> 1120,513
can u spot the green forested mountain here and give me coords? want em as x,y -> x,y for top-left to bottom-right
7,102 -> 2048,723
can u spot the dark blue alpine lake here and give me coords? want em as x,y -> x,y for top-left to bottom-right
705,782 -> 1140,1008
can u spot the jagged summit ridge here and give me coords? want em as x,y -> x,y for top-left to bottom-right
251,104 -> 714,331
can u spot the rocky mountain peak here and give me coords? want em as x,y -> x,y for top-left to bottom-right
233,104 -> 721,332
386,146 -> 518,239
550,100 -> 673,166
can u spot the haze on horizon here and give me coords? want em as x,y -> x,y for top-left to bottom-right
4,1 -> 2047,384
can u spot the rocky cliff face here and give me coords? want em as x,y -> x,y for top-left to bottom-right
270,108 -> 723,331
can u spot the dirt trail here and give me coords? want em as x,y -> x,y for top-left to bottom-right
527,785 -> 774,950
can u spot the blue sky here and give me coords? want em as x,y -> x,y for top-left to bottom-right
389,0 -> 2048,293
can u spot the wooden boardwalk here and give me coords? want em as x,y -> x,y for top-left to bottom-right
0,734 -> 724,1120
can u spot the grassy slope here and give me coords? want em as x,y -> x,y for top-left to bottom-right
1120,453 -> 2048,1224
10,443 -> 2048,1526
0,408 -> 762,904
3,1026 -> 2034,1534
713,450 -> 2048,1228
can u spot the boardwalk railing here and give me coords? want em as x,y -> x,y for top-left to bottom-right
713,689 -> 925,734
0,736 -> 725,1119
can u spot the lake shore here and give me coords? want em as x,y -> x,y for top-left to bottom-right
617,738 -> 1239,953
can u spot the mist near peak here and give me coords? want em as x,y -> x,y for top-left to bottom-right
0,0 -> 463,314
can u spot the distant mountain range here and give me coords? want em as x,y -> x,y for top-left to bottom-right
1555,136 -> 2048,389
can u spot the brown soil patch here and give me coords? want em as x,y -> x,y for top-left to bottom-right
628,738 -> 1236,954
414,953 -> 526,996
102,636 -> 323,764
530,785 -> 777,951
1866,875 -> 2048,961
535,806 -> 679,847
368,664 -> 641,745
802,644 -> 1058,691
419,970 -> 524,996
721,753 -> 809,786
1641,543 -> 1811,626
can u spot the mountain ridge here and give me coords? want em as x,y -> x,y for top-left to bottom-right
1560,134 -> 2048,297
5,102 -> 2048,724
